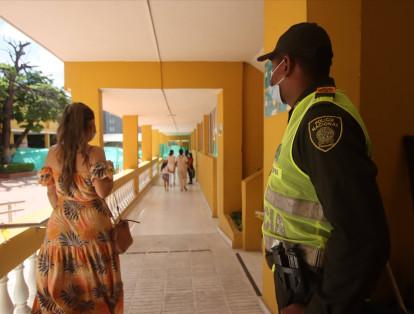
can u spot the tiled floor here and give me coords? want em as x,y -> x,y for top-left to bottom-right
121,181 -> 265,314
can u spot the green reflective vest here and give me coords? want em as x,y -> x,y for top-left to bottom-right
263,89 -> 371,253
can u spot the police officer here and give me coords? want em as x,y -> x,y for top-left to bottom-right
257,23 -> 390,314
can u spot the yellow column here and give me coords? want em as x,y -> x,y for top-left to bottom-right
203,115 -> 210,154
123,115 -> 138,194
44,134 -> 50,148
10,132 -> 14,145
122,115 -> 138,169
70,88 -> 104,147
152,129 -> 160,158
142,125 -> 152,161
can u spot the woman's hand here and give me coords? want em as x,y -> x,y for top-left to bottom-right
281,304 -> 305,314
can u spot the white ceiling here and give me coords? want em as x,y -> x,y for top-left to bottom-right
102,89 -> 219,134
0,0 -> 263,62
0,0 -> 263,134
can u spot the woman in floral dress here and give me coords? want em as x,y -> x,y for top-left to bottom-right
32,103 -> 123,314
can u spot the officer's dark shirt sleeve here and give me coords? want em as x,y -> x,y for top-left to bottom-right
292,102 -> 390,314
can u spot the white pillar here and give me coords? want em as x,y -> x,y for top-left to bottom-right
13,264 -> 30,314
26,254 -> 37,306
0,276 -> 14,314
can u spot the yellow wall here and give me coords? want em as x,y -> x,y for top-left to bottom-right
360,0 -> 414,300
65,62 -> 243,238
197,122 -> 203,151
216,91 -> 225,225
203,115 -> 210,154
196,152 -> 217,218
262,1 -> 307,312
307,0 -> 361,108
159,132 -> 167,145
243,63 -> 264,178
194,128 -> 199,151
190,131 -> 195,151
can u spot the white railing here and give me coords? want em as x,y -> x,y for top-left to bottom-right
0,201 -> 25,224
0,254 -> 37,314
138,168 -> 151,191
105,178 -> 135,217
152,162 -> 158,178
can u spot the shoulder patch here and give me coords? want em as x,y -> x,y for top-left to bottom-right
308,115 -> 343,152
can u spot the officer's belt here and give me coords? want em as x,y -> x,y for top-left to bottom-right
273,240 -> 324,269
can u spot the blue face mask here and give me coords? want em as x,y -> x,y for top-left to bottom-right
271,59 -> 287,105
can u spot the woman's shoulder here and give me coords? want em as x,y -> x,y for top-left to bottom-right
48,144 -> 59,155
88,145 -> 105,158
45,145 -> 59,166
85,145 -> 106,167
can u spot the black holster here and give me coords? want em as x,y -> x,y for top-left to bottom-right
267,243 -> 313,310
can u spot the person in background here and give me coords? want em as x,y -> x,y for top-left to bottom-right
161,159 -> 169,191
33,102 -> 123,313
187,152 -> 194,184
176,148 -> 188,192
167,150 -> 176,187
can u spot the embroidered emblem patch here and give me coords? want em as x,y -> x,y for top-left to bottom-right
308,115 -> 343,152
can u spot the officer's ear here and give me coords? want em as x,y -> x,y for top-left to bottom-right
283,55 -> 294,77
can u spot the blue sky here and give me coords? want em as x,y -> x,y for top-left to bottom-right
0,18 -> 64,88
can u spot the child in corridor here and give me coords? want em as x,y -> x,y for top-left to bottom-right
161,159 -> 169,191
176,148 -> 188,192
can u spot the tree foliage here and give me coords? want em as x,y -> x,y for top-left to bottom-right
0,41 -> 70,163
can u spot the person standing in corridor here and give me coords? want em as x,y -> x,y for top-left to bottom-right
167,149 -> 176,187
33,103 -> 123,313
176,148 -> 188,192
258,23 -> 389,314
187,152 -> 194,184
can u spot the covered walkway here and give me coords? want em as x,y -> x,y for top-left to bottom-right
120,179 -> 264,314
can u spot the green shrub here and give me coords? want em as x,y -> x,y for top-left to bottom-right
0,163 -> 35,173
230,211 -> 242,231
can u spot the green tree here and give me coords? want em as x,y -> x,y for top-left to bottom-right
0,41 -> 69,163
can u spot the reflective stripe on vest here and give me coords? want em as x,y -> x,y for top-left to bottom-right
263,89 -> 371,254
265,189 -> 325,221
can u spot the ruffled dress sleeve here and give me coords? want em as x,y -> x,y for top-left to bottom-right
90,160 -> 114,181
38,167 -> 55,186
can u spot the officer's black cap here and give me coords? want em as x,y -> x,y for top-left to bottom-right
257,22 -> 333,62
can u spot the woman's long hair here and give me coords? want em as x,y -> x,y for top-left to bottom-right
57,102 -> 95,195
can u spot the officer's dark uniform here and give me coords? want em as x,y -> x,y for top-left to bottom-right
291,79 -> 390,313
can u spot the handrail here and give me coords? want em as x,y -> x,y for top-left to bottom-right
0,218 -> 48,229
242,168 -> 263,183
0,201 -> 25,206
137,160 -> 152,173
112,168 -> 136,191
0,208 -> 24,215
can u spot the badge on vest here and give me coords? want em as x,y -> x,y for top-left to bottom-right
308,115 -> 343,152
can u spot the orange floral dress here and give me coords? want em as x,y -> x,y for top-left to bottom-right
32,161 -> 123,314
